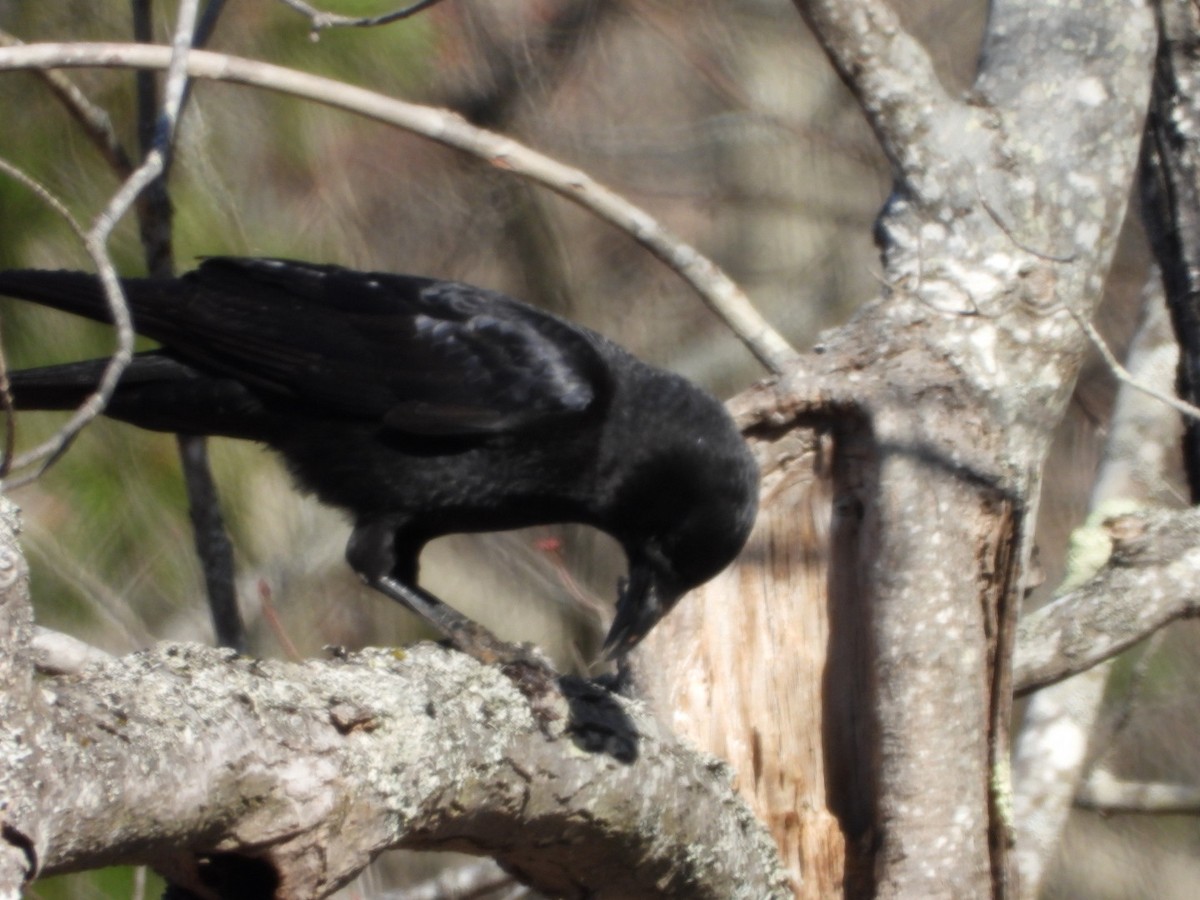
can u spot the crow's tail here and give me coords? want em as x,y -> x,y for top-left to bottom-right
5,353 -> 268,439
0,269 -> 129,325
6,358 -> 113,410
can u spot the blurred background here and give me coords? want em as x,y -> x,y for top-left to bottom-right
0,1 -> 1192,897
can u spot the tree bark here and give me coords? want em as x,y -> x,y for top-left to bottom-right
649,1 -> 1157,896
0,502 -> 788,900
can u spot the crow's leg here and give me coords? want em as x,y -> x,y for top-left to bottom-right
371,574 -> 539,666
369,576 -> 559,705
347,520 -> 556,679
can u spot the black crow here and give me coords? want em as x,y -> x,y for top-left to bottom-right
0,258 -> 758,660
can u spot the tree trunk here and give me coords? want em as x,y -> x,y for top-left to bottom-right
649,1 -> 1158,895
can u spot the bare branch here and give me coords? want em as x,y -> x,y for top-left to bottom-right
0,158 -> 135,482
1014,507 -> 1200,695
0,19 -> 210,480
130,0 -> 245,652
1074,307 -> 1200,424
0,42 -> 798,374
159,0 -> 201,135
0,30 -> 134,177
791,0 -> 957,188
1141,0 -> 1200,499
1076,770 -> 1200,816
8,640 -> 790,897
277,0 -> 446,31
1012,282 -> 1183,895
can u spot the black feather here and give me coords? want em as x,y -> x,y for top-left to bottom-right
0,258 -> 758,655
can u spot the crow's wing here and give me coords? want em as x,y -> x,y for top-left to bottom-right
193,258 -> 610,435
2,258 -> 610,436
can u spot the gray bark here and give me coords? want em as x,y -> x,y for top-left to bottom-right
1014,506 -> 1200,695
772,0 -> 1157,895
0,502 -> 787,900
1011,285 -> 1183,897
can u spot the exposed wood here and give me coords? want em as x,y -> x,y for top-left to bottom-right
644,420 -> 845,898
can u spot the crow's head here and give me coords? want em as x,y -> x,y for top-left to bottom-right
602,424 -> 759,657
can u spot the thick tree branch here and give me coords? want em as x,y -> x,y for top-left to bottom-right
754,1 -> 1156,895
0,42 -> 797,374
0,510 -> 788,899
11,650 -> 790,898
792,0 -> 959,191
0,501 -> 35,895
1014,507 -> 1200,695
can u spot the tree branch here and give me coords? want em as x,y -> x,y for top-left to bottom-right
1011,280 -> 1183,895
0,159 -> 134,484
791,0 -> 958,189
1076,770 -> 1200,816
1014,507 -> 1200,695
30,626 -> 114,676
276,0 -> 446,31
129,0 -> 246,652
766,1 -> 1156,894
0,29 -> 134,177
0,41 -> 797,374
0,507 -> 788,899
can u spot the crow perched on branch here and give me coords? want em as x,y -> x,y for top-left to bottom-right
0,258 -> 758,661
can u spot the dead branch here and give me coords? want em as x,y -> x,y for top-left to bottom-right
1014,507 -> 1200,695
0,500 -> 788,899
0,41 -> 797,374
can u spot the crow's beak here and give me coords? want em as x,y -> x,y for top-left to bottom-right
601,563 -> 680,659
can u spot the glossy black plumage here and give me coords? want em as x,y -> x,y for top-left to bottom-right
0,258 -> 759,656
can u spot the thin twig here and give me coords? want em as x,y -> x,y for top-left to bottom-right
258,580 -> 303,663
978,188 -> 1077,264
277,0 -> 446,31
0,156 -> 87,250
163,0 -> 246,651
1073,308 -> 1200,424
49,5 -> 211,479
0,42 -> 798,374
0,157 -> 91,478
160,0 -> 201,143
0,157 -> 136,482
131,0 -> 245,650
179,0 -> 228,113
0,29 -> 135,177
